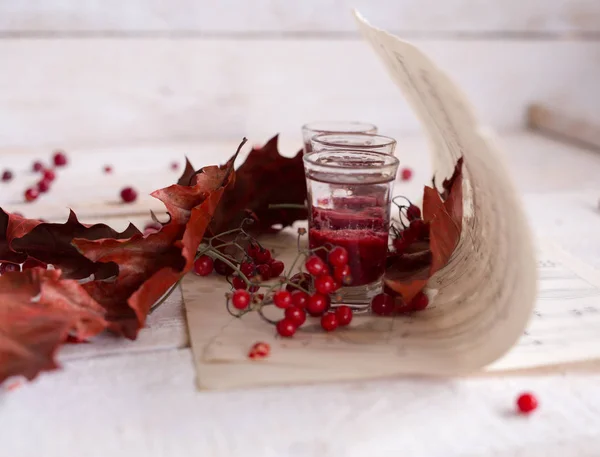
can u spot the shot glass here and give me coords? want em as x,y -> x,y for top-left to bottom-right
303,149 -> 399,306
310,133 -> 397,154
301,121 -> 377,153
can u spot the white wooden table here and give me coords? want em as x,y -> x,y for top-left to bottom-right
2,132 -> 600,457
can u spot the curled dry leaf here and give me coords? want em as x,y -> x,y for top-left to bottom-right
385,159 -> 464,302
0,268 -> 107,384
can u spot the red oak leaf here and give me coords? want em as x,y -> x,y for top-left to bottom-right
0,268 -> 107,384
385,159 -> 464,302
72,142 -> 242,338
208,134 -> 308,235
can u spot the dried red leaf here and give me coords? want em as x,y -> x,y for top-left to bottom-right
0,268 -> 107,383
208,135 -> 307,235
0,209 -> 41,263
385,159 -> 464,302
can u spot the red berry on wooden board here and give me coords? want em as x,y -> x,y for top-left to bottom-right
273,290 -> 292,309
333,264 -> 352,285
193,255 -> 213,276
255,248 -> 272,264
1,170 -> 13,182
0,262 -> 21,275
305,255 -> 327,276
240,261 -> 255,277
410,291 -> 429,311
406,204 -> 421,221
256,264 -> 271,280
306,293 -> 330,316
32,161 -> 44,172
314,274 -> 335,295
103,165 -> 113,174
120,187 -> 138,203
248,341 -> 270,360
213,258 -> 234,276
37,180 -> 51,193
24,188 -> 39,202
276,318 -> 297,337
231,289 -> 251,310
400,167 -> 413,181
335,305 -> 353,326
291,290 -> 309,309
516,393 -> 538,414
320,312 -> 339,332
232,276 -> 247,290
43,169 -> 56,181
285,306 -> 307,327
53,151 -> 68,167
371,293 -> 395,316
269,260 -> 285,277
328,246 -> 349,268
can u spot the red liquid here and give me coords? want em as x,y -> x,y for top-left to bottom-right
309,207 -> 388,286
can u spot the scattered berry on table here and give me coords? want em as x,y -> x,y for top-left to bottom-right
410,291 -> 429,311
335,306 -> 353,326
103,165 -> 113,174
193,255 -> 214,276
248,342 -> 270,360
53,151 -> 68,167
276,318 -> 297,337
37,180 -> 51,193
285,306 -> 306,326
320,312 -> 339,332
120,187 -> 138,203
371,293 -> 395,316
170,162 -> 179,171
43,169 -> 56,181
516,393 -> 538,414
400,167 -> 413,181
24,188 -> 39,202
1,170 -> 13,182
231,289 -> 251,310
32,161 -> 44,173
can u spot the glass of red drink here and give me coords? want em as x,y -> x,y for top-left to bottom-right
301,121 -> 377,154
303,149 -> 399,306
310,133 -> 397,154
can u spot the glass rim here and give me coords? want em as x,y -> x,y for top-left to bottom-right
311,132 -> 397,149
303,149 -> 399,172
302,121 -> 378,134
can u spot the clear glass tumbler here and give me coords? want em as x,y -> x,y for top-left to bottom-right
303,149 -> 399,306
311,133 -> 397,154
301,121 -> 377,153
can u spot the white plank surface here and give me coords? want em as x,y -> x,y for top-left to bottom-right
0,39 -> 597,146
0,0 -> 598,34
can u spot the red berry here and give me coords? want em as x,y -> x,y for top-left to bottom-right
231,289 -> 251,310
269,260 -> 285,277
333,264 -> 352,285
22,258 -> 47,270
306,293 -> 330,316
320,312 -> 338,332
120,187 -> 138,203
410,291 -> 429,311
286,272 -> 311,292
409,219 -> 429,240
240,261 -> 255,277
232,276 -> 247,290
406,204 -> 421,221
37,180 -> 51,193
170,161 -> 179,171
53,151 -> 68,167
276,318 -> 297,337
214,258 -> 234,276
247,243 -> 261,259
256,264 -> 271,280
1,170 -> 13,182
315,274 -> 335,295
335,306 -> 353,326
371,293 -> 395,316
103,165 -> 113,174
291,290 -> 309,308
305,255 -> 327,276
43,169 -> 56,181
32,161 -> 44,172
273,290 -> 292,309
255,248 -> 272,264
516,393 -> 538,414
400,167 -> 413,181
193,255 -> 213,276
285,306 -> 307,326
328,246 -> 349,267
0,262 -> 20,274
24,188 -> 39,202
248,341 -> 270,360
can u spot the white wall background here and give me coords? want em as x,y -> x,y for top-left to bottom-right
0,0 -> 598,148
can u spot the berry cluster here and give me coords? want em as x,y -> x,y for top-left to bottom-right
390,198 -> 430,255
370,289 -> 429,316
